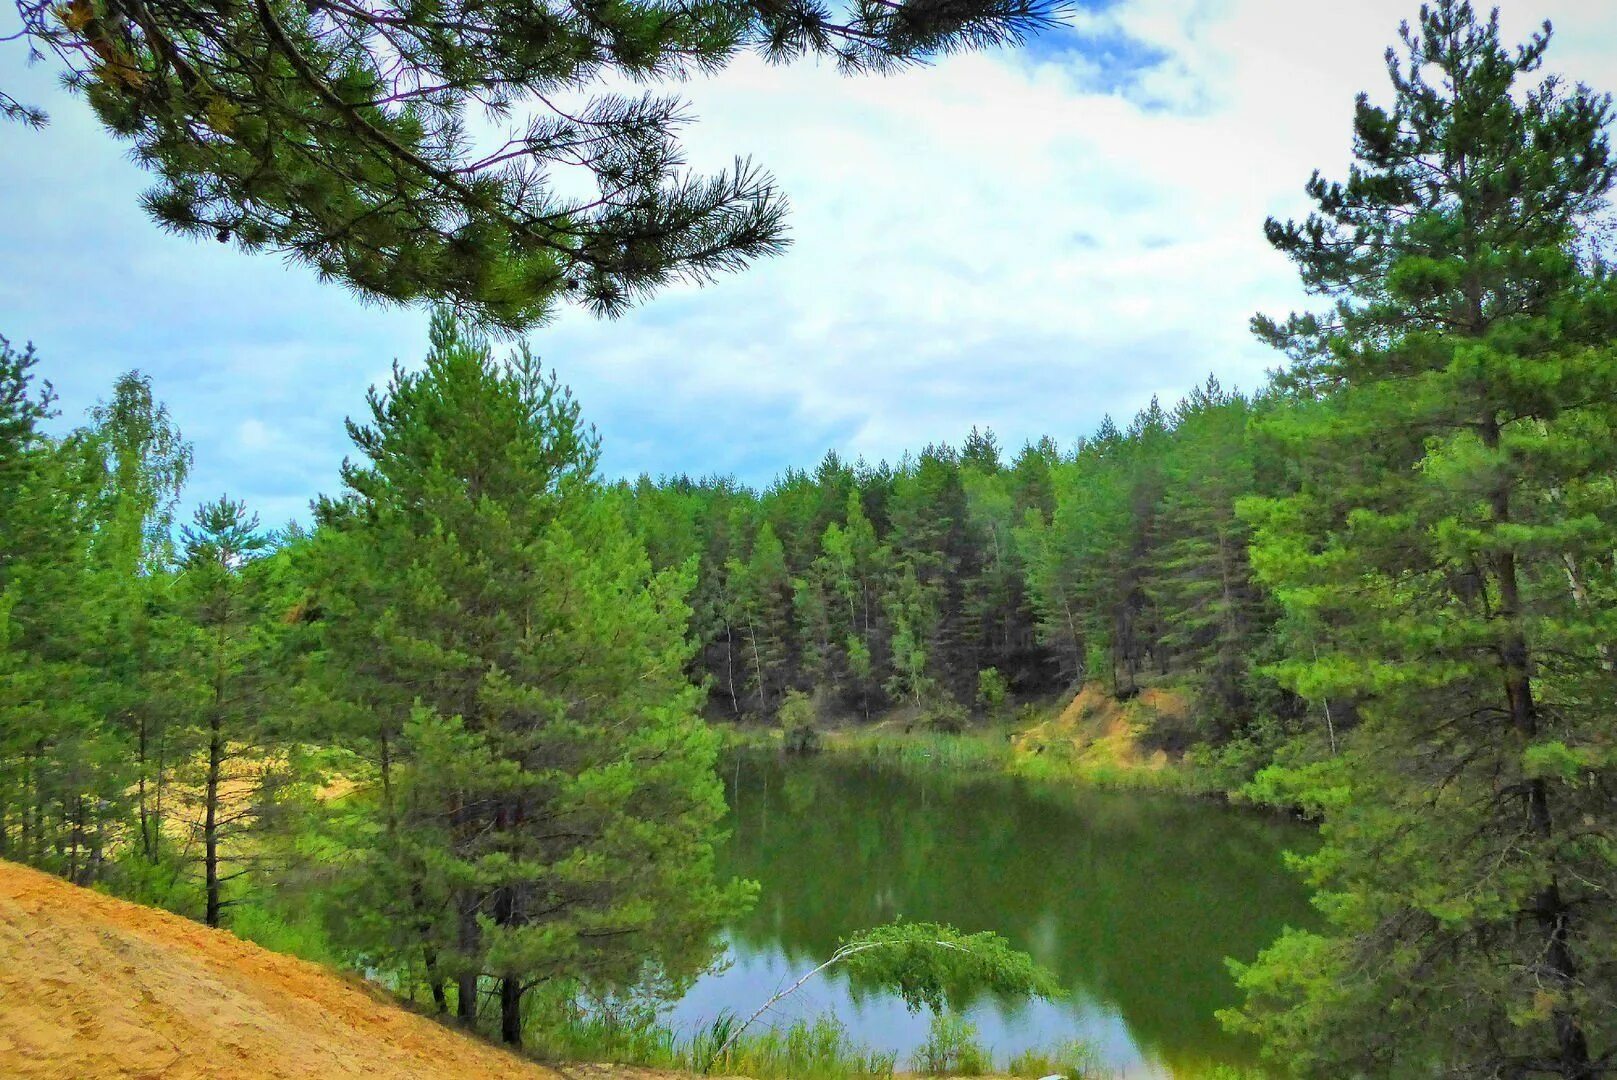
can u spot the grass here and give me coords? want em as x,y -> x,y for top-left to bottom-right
526,1008 -> 897,1080
1008,746 -> 1213,795
828,729 -> 1015,775
525,1007 -> 683,1068
526,1002 -> 1141,1079
226,894 -> 338,965
801,690 -> 1227,798
910,1013 -> 991,1075
707,1014 -> 898,1079
823,723 -> 1214,798
1004,1039 -> 1118,1078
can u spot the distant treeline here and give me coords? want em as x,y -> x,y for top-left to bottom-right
618,376 -> 1300,754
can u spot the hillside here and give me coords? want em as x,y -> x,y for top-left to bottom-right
0,859 -> 569,1080
1011,684 -> 1185,771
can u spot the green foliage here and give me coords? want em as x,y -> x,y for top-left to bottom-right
0,322 -> 765,1056
226,893 -> 338,966
524,996 -> 682,1068
84,372 -> 194,868
1004,1039 -> 1111,1079
698,915 -> 1061,1073
174,495 -> 289,927
1228,4 -> 1617,1076
0,340 -> 188,885
836,730 -> 1013,775
777,689 -> 816,728
9,0 -> 1061,330
11,16 -> 1617,1067
777,690 -> 821,754
623,389 -> 1307,770
306,310 -> 752,1044
729,522 -> 795,716
527,1001 -> 897,1080
918,696 -> 970,735
976,667 -> 1009,720
708,1014 -> 898,1080
837,920 -> 1064,1014
910,1012 -> 989,1076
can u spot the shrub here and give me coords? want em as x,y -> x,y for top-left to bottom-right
976,668 -> 1009,721
1005,1039 -> 1114,1078
910,1013 -> 989,1076
920,697 -> 970,735
777,690 -> 822,754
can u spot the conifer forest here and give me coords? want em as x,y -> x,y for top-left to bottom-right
2,0 -> 1617,1077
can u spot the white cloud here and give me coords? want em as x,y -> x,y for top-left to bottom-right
2,0 -> 1615,510
535,0 -> 1617,477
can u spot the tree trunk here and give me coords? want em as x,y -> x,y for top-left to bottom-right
500,977 -> 523,1046
456,898 -> 479,1026
378,727 -> 394,826
1482,413 -> 1591,1078
153,727 -> 167,854
1061,596 -> 1083,685
425,944 -> 447,1014
748,614 -> 767,715
137,715 -> 153,860
204,612 -> 227,928
1560,553 -> 1613,669
204,710 -> 223,927
724,619 -> 740,717
67,796 -> 84,885
24,740 -> 41,863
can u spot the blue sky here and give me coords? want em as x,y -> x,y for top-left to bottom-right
3,0 -> 1615,526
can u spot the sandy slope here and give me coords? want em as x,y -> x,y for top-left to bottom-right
0,859 -> 564,1080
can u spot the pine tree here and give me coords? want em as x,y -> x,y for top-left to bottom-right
0,338 -> 128,882
791,568 -> 836,696
695,487 -> 753,717
1147,379 -> 1265,738
885,562 -> 938,708
1228,5 -> 1617,1075
727,522 -> 794,716
1008,437 -> 1058,521
1118,398 -> 1171,688
0,336 -> 50,513
175,496 -> 278,928
313,311 -> 749,1045
960,426 -> 1002,472
0,336 -> 60,862
9,0 -> 1063,329
962,444 -> 1043,691
84,373 -> 192,864
1026,422 -> 1133,693
1013,504 -> 1084,684
817,489 -> 890,715
888,444 -> 983,702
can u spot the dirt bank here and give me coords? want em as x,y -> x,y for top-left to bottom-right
1012,683 -> 1184,770
0,859 -> 563,1079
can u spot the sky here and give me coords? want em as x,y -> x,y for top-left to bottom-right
2,1 -> 1616,525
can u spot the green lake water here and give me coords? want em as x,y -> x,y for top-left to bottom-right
666,753 -> 1316,1077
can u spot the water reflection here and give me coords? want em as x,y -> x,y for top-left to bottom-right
667,754 -> 1315,1076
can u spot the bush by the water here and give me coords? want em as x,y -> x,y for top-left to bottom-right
778,691 -> 823,754
910,1013 -> 990,1076
1005,1039 -> 1115,1078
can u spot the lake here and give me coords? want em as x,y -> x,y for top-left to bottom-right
666,752 -> 1316,1077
